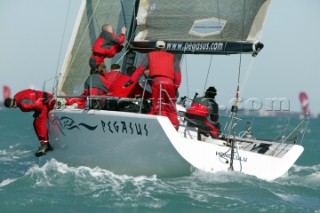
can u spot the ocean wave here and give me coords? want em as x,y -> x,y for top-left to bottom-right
0,178 -> 17,188
275,164 -> 320,189
24,159 -> 169,208
0,146 -> 32,162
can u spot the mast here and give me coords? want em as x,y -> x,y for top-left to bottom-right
120,0 -> 140,74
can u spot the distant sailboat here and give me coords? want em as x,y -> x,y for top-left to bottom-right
0,85 -> 11,109
3,85 -> 11,100
299,92 -> 310,115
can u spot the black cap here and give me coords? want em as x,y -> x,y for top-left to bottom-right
205,86 -> 217,98
206,86 -> 216,93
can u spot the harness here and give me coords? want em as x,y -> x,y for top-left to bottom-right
92,52 -> 104,57
34,90 -> 50,104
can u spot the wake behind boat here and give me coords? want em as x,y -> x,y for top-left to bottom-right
41,0 -> 308,181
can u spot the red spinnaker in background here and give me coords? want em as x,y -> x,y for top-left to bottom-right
3,85 -> 11,100
299,92 -> 310,115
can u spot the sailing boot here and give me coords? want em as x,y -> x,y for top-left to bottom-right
35,141 -> 53,157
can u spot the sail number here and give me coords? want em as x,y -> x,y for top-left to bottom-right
216,151 -> 248,162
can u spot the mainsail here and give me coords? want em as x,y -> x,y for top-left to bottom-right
132,0 -> 271,54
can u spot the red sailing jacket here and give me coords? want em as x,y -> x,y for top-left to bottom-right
92,31 -> 125,58
186,103 -> 209,121
186,97 -> 219,122
14,89 -> 53,112
104,71 -> 120,84
131,51 -> 181,89
107,73 -> 150,98
148,51 -> 175,79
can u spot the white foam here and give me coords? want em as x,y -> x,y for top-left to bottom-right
273,192 -> 299,202
291,164 -> 320,172
26,158 -> 161,191
0,178 -> 17,188
0,149 -> 7,155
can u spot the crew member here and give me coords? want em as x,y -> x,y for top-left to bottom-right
107,66 -> 146,98
4,89 -> 56,156
186,86 -> 220,138
83,63 -> 110,109
84,63 -> 110,96
123,41 -> 182,129
65,63 -> 110,109
89,24 -> 126,69
104,64 -> 122,84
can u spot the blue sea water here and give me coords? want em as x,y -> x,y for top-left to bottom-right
0,110 -> 319,213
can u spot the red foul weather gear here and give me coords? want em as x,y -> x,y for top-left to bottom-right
66,97 -> 86,109
130,51 -> 182,89
128,50 -> 181,129
66,74 -> 110,109
107,72 -> 151,98
89,31 -> 125,69
150,76 -> 179,129
186,96 -> 220,138
148,51 -> 175,79
14,89 -> 55,144
104,70 -> 120,84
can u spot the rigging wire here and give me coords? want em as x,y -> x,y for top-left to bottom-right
118,0 -> 138,65
116,49 -> 130,64
239,57 -> 255,96
120,0 -> 127,28
93,13 -> 101,30
229,0 -> 247,171
68,0 -> 101,71
183,55 -> 190,98
55,0 -> 71,77
124,1 -> 138,50
236,0 -> 248,102
203,55 -> 214,93
51,0 -> 71,94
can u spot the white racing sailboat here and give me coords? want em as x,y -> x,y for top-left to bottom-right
42,0 -> 308,181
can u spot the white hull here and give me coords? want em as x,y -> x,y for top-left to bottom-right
44,108 -> 304,181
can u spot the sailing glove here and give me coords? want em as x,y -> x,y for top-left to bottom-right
33,111 -> 40,118
123,80 -> 133,87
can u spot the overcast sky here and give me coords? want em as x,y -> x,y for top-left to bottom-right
0,0 -> 319,115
